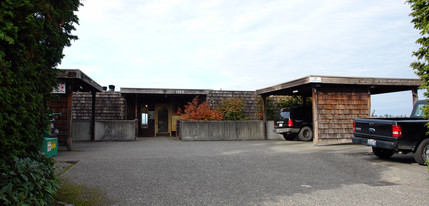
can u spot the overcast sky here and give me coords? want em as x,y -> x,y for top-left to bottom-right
59,0 -> 424,115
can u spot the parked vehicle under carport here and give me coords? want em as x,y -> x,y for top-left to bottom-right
273,106 -> 313,141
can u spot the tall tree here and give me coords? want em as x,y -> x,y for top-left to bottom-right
0,1 -> 81,204
0,0 -> 81,160
408,1 -> 429,106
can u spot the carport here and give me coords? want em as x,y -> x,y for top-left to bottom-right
50,69 -> 103,150
256,75 -> 422,144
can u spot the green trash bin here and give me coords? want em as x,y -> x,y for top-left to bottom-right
42,137 -> 58,157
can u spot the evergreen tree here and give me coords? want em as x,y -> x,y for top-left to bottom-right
0,1 -> 81,204
408,0 -> 429,114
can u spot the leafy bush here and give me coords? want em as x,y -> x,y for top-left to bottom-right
177,97 -> 223,121
256,96 -> 312,120
0,154 -> 59,206
217,98 -> 247,120
256,96 -> 277,120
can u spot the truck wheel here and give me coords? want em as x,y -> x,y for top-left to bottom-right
282,134 -> 296,141
298,126 -> 313,141
414,138 -> 429,165
372,147 -> 394,159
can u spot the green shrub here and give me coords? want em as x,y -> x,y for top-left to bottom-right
0,154 -> 59,206
217,98 -> 247,120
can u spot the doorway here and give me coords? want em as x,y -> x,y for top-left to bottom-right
155,104 -> 171,136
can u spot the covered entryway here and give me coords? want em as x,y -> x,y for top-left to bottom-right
256,75 -> 422,144
121,88 -> 209,137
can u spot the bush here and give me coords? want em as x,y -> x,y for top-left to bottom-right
177,97 -> 223,121
0,154 -> 59,206
217,98 -> 247,120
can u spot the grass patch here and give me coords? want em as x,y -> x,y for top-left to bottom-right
55,178 -> 112,206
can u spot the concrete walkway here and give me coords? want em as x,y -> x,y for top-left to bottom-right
54,138 -> 429,205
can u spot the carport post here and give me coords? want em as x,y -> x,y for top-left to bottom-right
90,90 -> 96,141
412,88 -> 418,106
312,88 -> 319,144
262,94 -> 268,140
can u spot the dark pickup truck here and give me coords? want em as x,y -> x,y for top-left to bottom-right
352,100 -> 429,165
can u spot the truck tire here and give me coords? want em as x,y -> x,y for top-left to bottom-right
298,126 -> 313,141
414,138 -> 429,165
372,147 -> 394,159
282,134 -> 296,141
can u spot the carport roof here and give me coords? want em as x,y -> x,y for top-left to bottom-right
256,75 -> 423,96
57,69 -> 103,92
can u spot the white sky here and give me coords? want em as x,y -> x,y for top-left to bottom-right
59,0 -> 425,116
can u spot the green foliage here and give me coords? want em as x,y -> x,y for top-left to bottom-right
256,96 -> 311,120
177,97 -> 224,121
408,0 -> 429,117
277,96 -> 312,109
256,96 -> 277,120
0,0 -> 81,160
0,0 -> 81,204
217,98 -> 247,120
0,154 -> 59,206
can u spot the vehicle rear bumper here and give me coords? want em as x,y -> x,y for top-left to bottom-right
352,137 -> 397,149
274,128 -> 300,134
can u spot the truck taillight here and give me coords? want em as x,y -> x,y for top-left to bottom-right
353,122 -> 356,133
288,119 -> 293,127
392,125 -> 402,138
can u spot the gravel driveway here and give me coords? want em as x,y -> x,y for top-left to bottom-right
54,138 -> 429,205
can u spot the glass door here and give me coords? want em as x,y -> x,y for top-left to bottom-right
155,104 -> 170,136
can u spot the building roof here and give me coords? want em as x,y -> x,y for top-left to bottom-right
120,88 -> 211,95
256,75 -> 423,96
57,69 -> 103,92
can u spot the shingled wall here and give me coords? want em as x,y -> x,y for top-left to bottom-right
315,86 -> 369,144
207,90 -> 258,120
72,91 -> 126,120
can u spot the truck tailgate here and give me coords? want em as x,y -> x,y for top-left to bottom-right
354,119 -> 396,141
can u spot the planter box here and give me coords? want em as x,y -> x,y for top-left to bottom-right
179,120 -> 264,141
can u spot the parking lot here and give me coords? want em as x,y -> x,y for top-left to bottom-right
55,138 -> 429,205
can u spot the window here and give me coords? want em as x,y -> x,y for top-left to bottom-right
142,105 -> 149,128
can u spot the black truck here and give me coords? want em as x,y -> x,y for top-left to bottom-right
352,100 -> 429,165
273,106 -> 313,141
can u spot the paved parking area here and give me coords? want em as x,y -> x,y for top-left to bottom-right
55,138 -> 429,205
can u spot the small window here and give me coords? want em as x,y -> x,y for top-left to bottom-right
412,103 -> 426,118
142,105 -> 149,128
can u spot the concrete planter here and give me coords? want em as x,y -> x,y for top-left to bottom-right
72,120 -> 137,141
179,120 -> 264,141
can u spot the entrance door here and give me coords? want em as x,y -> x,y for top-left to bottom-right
155,104 -> 170,136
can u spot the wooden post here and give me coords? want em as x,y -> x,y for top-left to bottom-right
368,90 -> 372,118
262,95 -> 268,140
412,88 -> 418,106
90,91 -> 96,141
66,82 -> 74,150
312,88 -> 319,145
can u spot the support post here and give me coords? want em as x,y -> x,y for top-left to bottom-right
90,91 -> 96,141
412,88 -> 418,106
66,82 -> 74,150
262,95 -> 268,140
312,88 -> 319,145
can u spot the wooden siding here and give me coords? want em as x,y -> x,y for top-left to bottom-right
72,91 -> 126,120
49,92 -> 73,149
315,87 -> 369,143
207,90 -> 258,120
